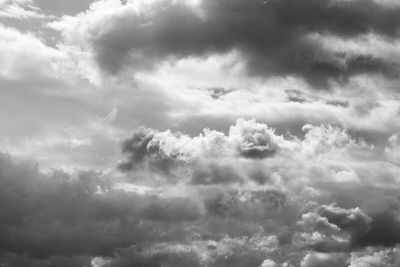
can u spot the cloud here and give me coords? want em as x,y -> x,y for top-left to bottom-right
0,0 -> 47,19
349,247 -> 400,267
0,25 -> 64,80
1,116 -> 400,265
50,0 -> 400,88
2,0 -> 400,265
0,152 -> 206,265
230,119 -> 279,159
294,204 -> 373,253
260,259 -> 278,267
318,204 -> 372,236
300,252 -> 347,267
95,235 -> 279,267
352,212 -> 400,248
118,119 -> 284,174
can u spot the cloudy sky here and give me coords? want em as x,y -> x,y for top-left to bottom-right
1,0 -> 400,266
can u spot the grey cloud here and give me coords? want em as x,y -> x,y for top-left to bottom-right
300,252 -> 347,267
3,0 -> 400,265
118,119 -> 283,181
348,247 -> 400,267
202,188 -> 293,223
0,153 -> 204,264
248,169 -> 271,185
100,236 -> 279,267
66,0 -> 400,88
294,204 -> 375,253
0,150 -> 298,265
285,89 -> 308,103
118,127 -> 181,173
100,250 -> 203,267
0,251 -> 92,267
352,207 -> 400,248
285,89 -> 349,108
1,118 -> 400,266
118,127 -> 156,170
318,204 -> 372,236
299,192 -> 400,250
191,162 -> 243,185
231,119 -> 281,159
140,196 -> 202,221
207,87 -> 236,100
236,129 -> 278,159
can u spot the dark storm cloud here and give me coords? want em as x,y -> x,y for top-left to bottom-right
83,0 -> 400,88
352,212 -> 400,247
351,197 -> 400,248
0,151 -> 293,266
0,153 -> 204,265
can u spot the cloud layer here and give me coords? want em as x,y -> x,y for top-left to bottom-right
51,0 -> 400,88
1,118 -> 400,266
1,0 -> 400,266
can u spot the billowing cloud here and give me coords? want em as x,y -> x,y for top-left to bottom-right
1,116 -> 400,265
118,119 -> 283,173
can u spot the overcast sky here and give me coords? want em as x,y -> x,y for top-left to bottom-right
1,0 -> 400,266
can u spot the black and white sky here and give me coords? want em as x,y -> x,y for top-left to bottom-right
1,0 -> 400,266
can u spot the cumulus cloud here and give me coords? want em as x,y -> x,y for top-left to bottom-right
1,116 -> 400,265
118,119 -> 283,172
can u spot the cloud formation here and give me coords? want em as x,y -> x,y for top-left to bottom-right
0,117 -> 399,265
51,0 -> 400,88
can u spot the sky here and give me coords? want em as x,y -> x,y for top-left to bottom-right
1,0 -> 400,266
